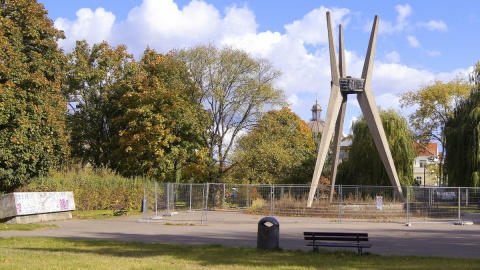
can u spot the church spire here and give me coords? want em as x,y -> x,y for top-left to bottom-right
311,99 -> 322,121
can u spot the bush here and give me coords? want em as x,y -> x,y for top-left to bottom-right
18,167 -> 148,211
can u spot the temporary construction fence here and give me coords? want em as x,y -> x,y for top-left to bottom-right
139,182 -> 480,224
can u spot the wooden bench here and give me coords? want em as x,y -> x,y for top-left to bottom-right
112,205 -> 128,216
304,232 -> 372,254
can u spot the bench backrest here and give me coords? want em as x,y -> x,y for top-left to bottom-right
304,232 -> 369,242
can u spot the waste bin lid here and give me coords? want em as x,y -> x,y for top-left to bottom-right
258,216 -> 279,227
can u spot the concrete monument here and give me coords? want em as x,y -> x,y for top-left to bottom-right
307,12 -> 404,207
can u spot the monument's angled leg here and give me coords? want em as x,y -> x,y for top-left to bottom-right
359,15 -> 404,200
307,86 -> 343,208
357,92 -> 404,200
329,95 -> 347,203
329,23 -> 348,203
307,11 -> 341,208
308,13 -> 405,208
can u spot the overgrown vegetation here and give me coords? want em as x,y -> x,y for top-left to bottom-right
18,168 -> 146,211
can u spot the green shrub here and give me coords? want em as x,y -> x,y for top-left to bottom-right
18,167 -> 148,211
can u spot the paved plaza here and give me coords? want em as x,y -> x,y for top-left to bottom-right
2,211 -> 480,258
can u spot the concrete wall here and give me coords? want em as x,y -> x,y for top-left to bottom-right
0,192 -> 75,223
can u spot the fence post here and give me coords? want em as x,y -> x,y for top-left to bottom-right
142,182 -> 148,218
338,185 -> 342,224
222,183 -> 226,209
458,187 -> 461,222
201,183 -> 209,224
406,186 -> 410,225
188,183 -> 193,212
270,185 -> 275,216
466,188 -> 469,206
154,181 -> 158,217
246,185 -> 250,208
166,183 -> 170,213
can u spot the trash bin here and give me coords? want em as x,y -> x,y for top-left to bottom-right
257,216 -> 279,249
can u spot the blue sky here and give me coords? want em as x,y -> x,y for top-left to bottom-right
39,0 -> 480,134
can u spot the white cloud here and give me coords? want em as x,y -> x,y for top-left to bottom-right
407,35 -> 420,48
395,4 -> 412,29
417,20 -> 448,32
375,93 -> 401,111
114,0 -> 223,55
288,94 -> 299,108
373,62 -> 435,94
347,115 -> 358,133
222,5 -> 258,36
377,4 -> 412,34
50,0 -> 468,131
377,5 -> 448,37
285,7 -> 349,45
384,51 -> 401,63
55,8 -> 115,51
427,50 -> 441,57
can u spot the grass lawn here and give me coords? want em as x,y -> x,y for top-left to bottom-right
0,223 -> 58,231
1,237 -> 479,270
0,210 -> 127,232
72,209 -> 131,219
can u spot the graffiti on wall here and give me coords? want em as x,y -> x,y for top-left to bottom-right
13,192 -> 76,216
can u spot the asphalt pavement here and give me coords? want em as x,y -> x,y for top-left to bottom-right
1,211 -> 480,258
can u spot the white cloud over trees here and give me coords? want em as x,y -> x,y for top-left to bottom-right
52,0 -> 469,134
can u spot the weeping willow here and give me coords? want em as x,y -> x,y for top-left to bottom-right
340,109 -> 416,186
445,88 -> 480,187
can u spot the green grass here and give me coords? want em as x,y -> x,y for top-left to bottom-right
72,210 -> 133,220
0,223 -> 58,231
0,211 -> 127,231
0,237 -> 479,270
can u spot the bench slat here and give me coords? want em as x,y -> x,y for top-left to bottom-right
304,232 -> 368,237
304,231 -> 371,254
304,236 -> 369,242
307,242 -> 372,248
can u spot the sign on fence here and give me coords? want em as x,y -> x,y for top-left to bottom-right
376,196 -> 383,210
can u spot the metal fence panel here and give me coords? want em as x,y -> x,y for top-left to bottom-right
140,183 -> 480,224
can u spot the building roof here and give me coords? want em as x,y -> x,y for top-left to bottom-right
308,99 -> 324,133
415,141 -> 438,157
307,119 -> 325,133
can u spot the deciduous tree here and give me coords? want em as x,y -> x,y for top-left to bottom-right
445,64 -> 480,187
113,49 -> 209,181
0,0 -> 68,193
339,109 -> 415,186
399,79 -> 471,145
174,44 -> 286,182
63,40 -> 136,167
230,107 -> 316,184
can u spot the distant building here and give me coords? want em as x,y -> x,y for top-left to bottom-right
414,142 -> 439,186
307,100 -> 325,134
306,100 -> 348,162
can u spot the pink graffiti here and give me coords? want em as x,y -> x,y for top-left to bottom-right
16,203 -> 22,213
59,199 -> 69,211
